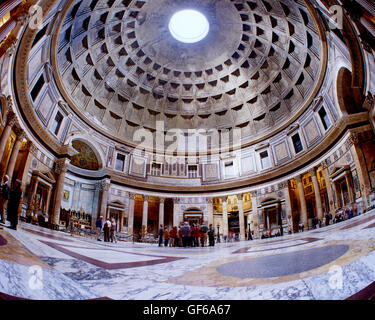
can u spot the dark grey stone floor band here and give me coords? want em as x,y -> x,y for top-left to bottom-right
216,245 -> 349,279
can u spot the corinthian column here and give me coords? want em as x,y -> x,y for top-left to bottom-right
309,168 -> 323,222
221,196 -> 228,238
296,174 -> 308,230
206,197 -> 214,226
51,158 -> 69,225
250,191 -> 259,238
98,179 -> 110,219
159,197 -> 165,228
142,195 -> 149,237
237,193 -> 245,240
0,112 -> 16,161
127,192 -> 135,235
173,197 -> 179,227
6,128 -> 25,182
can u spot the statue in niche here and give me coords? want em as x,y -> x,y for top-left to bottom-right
363,91 -> 374,111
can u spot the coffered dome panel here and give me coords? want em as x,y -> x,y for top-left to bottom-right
55,0 -> 324,147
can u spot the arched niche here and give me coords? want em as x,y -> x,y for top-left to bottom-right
336,67 -> 366,115
70,139 -> 103,171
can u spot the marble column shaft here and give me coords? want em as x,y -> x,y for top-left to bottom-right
321,164 -> 336,214
283,181 -> 293,230
127,193 -> 135,234
207,198 -> 214,226
0,113 -> 15,162
51,159 -> 68,225
26,177 -> 38,216
296,175 -> 308,228
310,169 -> 323,221
250,191 -> 259,238
221,197 -> 228,237
142,196 -> 149,236
345,173 -> 355,203
44,186 -> 52,215
237,194 -> 246,240
99,180 -> 110,219
173,198 -> 179,227
6,130 -> 24,181
159,198 -> 165,227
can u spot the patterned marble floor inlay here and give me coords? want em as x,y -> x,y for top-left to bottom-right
218,245 -> 350,278
339,214 -> 375,230
1,211 -> 375,300
39,240 -> 185,270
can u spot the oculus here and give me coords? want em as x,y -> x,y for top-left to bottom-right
168,9 -> 209,43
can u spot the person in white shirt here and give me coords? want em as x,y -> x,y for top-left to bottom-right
110,218 -> 117,243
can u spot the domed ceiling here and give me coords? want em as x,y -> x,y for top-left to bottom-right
55,0 -> 324,149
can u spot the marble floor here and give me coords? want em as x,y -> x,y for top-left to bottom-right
1,210 -> 375,300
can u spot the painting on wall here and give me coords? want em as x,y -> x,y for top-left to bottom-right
71,140 -> 100,171
63,190 -> 69,201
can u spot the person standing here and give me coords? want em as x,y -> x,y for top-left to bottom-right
110,218 -> 117,243
169,226 -> 176,247
96,216 -> 103,241
182,222 -> 190,247
200,224 -> 208,247
191,224 -> 198,247
208,224 -> 215,246
158,224 -> 163,247
7,179 -> 22,230
163,227 -> 169,247
103,218 -> 111,242
65,211 -> 70,232
0,175 -> 10,224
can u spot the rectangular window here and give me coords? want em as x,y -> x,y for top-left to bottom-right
51,112 -> 63,135
188,165 -> 198,178
115,153 -> 125,171
260,151 -> 271,169
31,74 -> 45,101
292,133 -> 303,154
224,161 -> 235,177
151,163 -> 161,176
318,107 -> 331,130
0,12 -> 10,29
31,24 -> 49,47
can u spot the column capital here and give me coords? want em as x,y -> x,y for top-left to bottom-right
295,174 -> 303,183
6,112 -> 16,127
308,168 -> 317,177
279,181 -> 289,189
236,193 -> 244,201
220,196 -> 228,203
206,197 -> 214,204
54,158 -> 69,175
347,132 -> 360,147
250,190 -> 257,198
128,192 -> 136,200
14,128 -> 26,142
143,195 -> 149,202
173,197 -> 180,204
24,140 -> 36,154
97,180 -> 110,192
320,161 -> 328,170
159,197 -> 165,204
